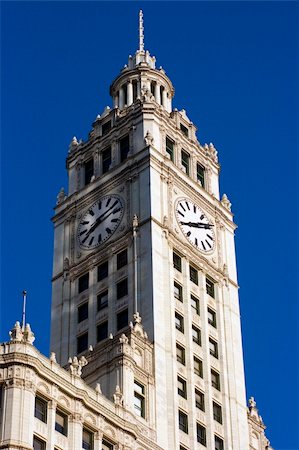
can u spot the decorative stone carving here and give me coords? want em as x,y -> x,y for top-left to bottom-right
119,334 -> 129,344
69,136 -> 79,153
50,352 -> 57,363
9,321 -> 23,342
63,257 -> 69,272
144,131 -> 154,146
95,383 -> 102,394
57,187 -> 67,205
113,385 -> 124,406
68,356 -> 88,377
221,193 -> 232,211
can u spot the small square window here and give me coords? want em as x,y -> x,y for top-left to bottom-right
82,428 -> 94,450
176,343 -> 185,365
194,356 -> 203,378
34,396 -> 47,423
209,338 -> 218,359
177,376 -> 187,399
33,436 -> 46,450
181,150 -> 190,175
215,435 -> 224,450
192,325 -> 201,345
102,120 -> 111,136
191,294 -> 200,315
117,309 -> 128,331
180,123 -> 188,137
197,163 -> 205,188
211,369 -> 221,391
213,402 -> 223,424
78,302 -> 88,323
117,249 -> 128,270
174,282 -> 183,302
120,135 -> 130,162
206,277 -> 215,298
175,312 -> 184,333
207,307 -> 217,327
55,410 -> 68,436
166,136 -> 174,161
134,380 -> 145,418
196,423 -> 206,446
84,159 -> 94,186
102,147 -> 112,174
117,278 -> 128,299
195,389 -> 205,411
78,273 -> 89,293
178,410 -> 188,434
102,440 -> 114,450
77,333 -> 88,354
98,261 -> 108,281
189,265 -> 198,285
173,252 -> 182,272
97,290 -> 108,310
97,321 -> 108,342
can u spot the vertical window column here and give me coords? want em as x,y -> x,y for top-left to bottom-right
119,86 -> 125,109
127,81 -> 133,106
154,81 -> 161,104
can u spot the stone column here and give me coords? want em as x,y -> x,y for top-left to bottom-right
47,400 -> 57,449
127,81 -> 133,106
113,94 -> 119,108
154,82 -> 161,104
162,89 -> 167,108
68,413 -> 83,450
137,80 -> 141,99
94,430 -> 103,450
119,87 -> 124,109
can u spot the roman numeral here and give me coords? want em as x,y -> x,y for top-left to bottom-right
195,238 -> 198,247
89,237 -> 94,246
201,241 -> 206,251
178,210 -> 185,217
111,218 -> 118,223
180,203 -> 186,212
193,205 -> 196,213
106,198 -> 111,207
205,239 -> 212,248
82,235 -> 89,244
106,227 -> 112,234
81,221 -> 89,225
89,210 -> 95,216
200,214 -> 204,220
185,201 -> 190,210
113,207 -> 121,214
98,234 -> 102,243
187,231 -> 191,237
98,201 -> 102,210
207,234 -> 213,240
111,200 -> 118,209
80,229 -> 88,236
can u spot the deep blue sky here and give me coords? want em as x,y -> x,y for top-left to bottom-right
1,2 -> 298,449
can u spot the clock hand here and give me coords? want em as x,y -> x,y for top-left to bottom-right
180,221 -> 214,229
86,207 -> 121,237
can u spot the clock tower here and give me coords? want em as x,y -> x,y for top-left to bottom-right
51,11 -> 250,449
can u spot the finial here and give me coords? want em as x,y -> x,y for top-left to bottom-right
139,10 -> 144,52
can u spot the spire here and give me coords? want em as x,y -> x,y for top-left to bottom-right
139,10 -> 144,52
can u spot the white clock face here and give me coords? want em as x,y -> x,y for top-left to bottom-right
78,195 -> 124,249
175,198 -> 215,253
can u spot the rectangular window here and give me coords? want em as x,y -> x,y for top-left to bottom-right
78,273 -> 89,293
82,428 -> 93,450
196,423 -> 207,446
181,150 -> 190,175
173,252 -> 182,272
176,343 -> 185,365
189,265 -> 198,285
211,369 -> 221,391
116,278 -> 128,299
97,321 -> 108,342
134,380 -> 145,418
84,159 -> 94,186
120,135 -> 130,162
209,338 -> 219,359
33,436 -> 46,450
178,410 -> 188,434
77,332 -> 88,354
191,294 -> 200,315
215,436 -> 224,450
174,282 -> 183,302
195,389 -> 205,411
97,290 -> 108,310
194,356 -> 203,378
78,302 -> 88,323
196,163 -> 205,188
98,261 -> 108,281
207,307 -> 217,327
102,147 -> 112,174
166,136 -> 174,161
180,446 -> 188,450
206,277 -> 215,298
180,123 -> 188,137
175,312 -> 184,333
117,309 -> 128,331
34,396 -> 47,423
177,376 -> 187,399
213,402 -> 223,424
192,325 -> 201,345
117,249 -> 128,270
55,410 -> 68,436
102,440 -> 114,450
102,120 -> 111,136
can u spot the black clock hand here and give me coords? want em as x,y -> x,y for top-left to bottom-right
86,207 -> 121,236
180,221 -> 214,229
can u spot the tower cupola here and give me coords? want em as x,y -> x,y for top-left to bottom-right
110,10 -> 174,112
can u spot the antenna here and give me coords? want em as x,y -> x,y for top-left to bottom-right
139,10 -> 144,52
21,290 -> 27,331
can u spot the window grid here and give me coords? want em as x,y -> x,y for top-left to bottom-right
102,147 -> 112,174
215,435 -> 224,450
211,369 -> 221,391
97,321 -> 108,342
209,337 -> 219,358
174,282 -> 183,302
117,309 -> 128,331
77,333 -> 88,354
181,150 -> 190,175
213,402 -> 223,424
195,389 -> 205,411
194,356 -> 203,378
175,312 -> 184,333
98,261 -> 108,281
78,273 -> 89,293
173,252 -> 182,272
192,325 -> 201,345
191,294 -> 200,315
78,302 -> 88,323
117,249 -> 128,270
134,380 -> 145,418
116,278 -> 128,299
34,397 -> 47,423
208,307 -> 217,327
178,410 -> 188,434
189,265 -> 198,285
166,136 -> 174,161
177,376 -> 187,399
196,423 -> 207,446
82,428 -> 93,450
197,163 -> 205,188
55,410 -> 68,436
176,343 -> 186,365
206,277 -> 215,298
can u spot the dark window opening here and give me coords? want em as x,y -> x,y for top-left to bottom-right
102,147 -> 112,174
195,389 -> 205,411
98,261 -> 108,281
177,376 -> 187,399
84,159 -> 94,186
181,150 -> 190,175
97,290 -> 108,310
82,428 -> 93,450
78,302 -> 88,323
117,249 -> 128,270
120,135 -> 130,162
197,163 -> 205,188
189,265 -> 198,285
34,397 -> 47,423
117,278 -> 128,299
78,273 -> 89,293
102,120 -> 111,136
77,333 -> 88,354
175,312 -> 184,333
55,410 -> 68,436
206,277 -> 215,298
180,123 -> 189,137
173,252 -> 182,272
166,137 -> 174,161
117,309 -> 128,331
97,321 -> 108,342
178,410 -> 188,434
196,423 -> 206,446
